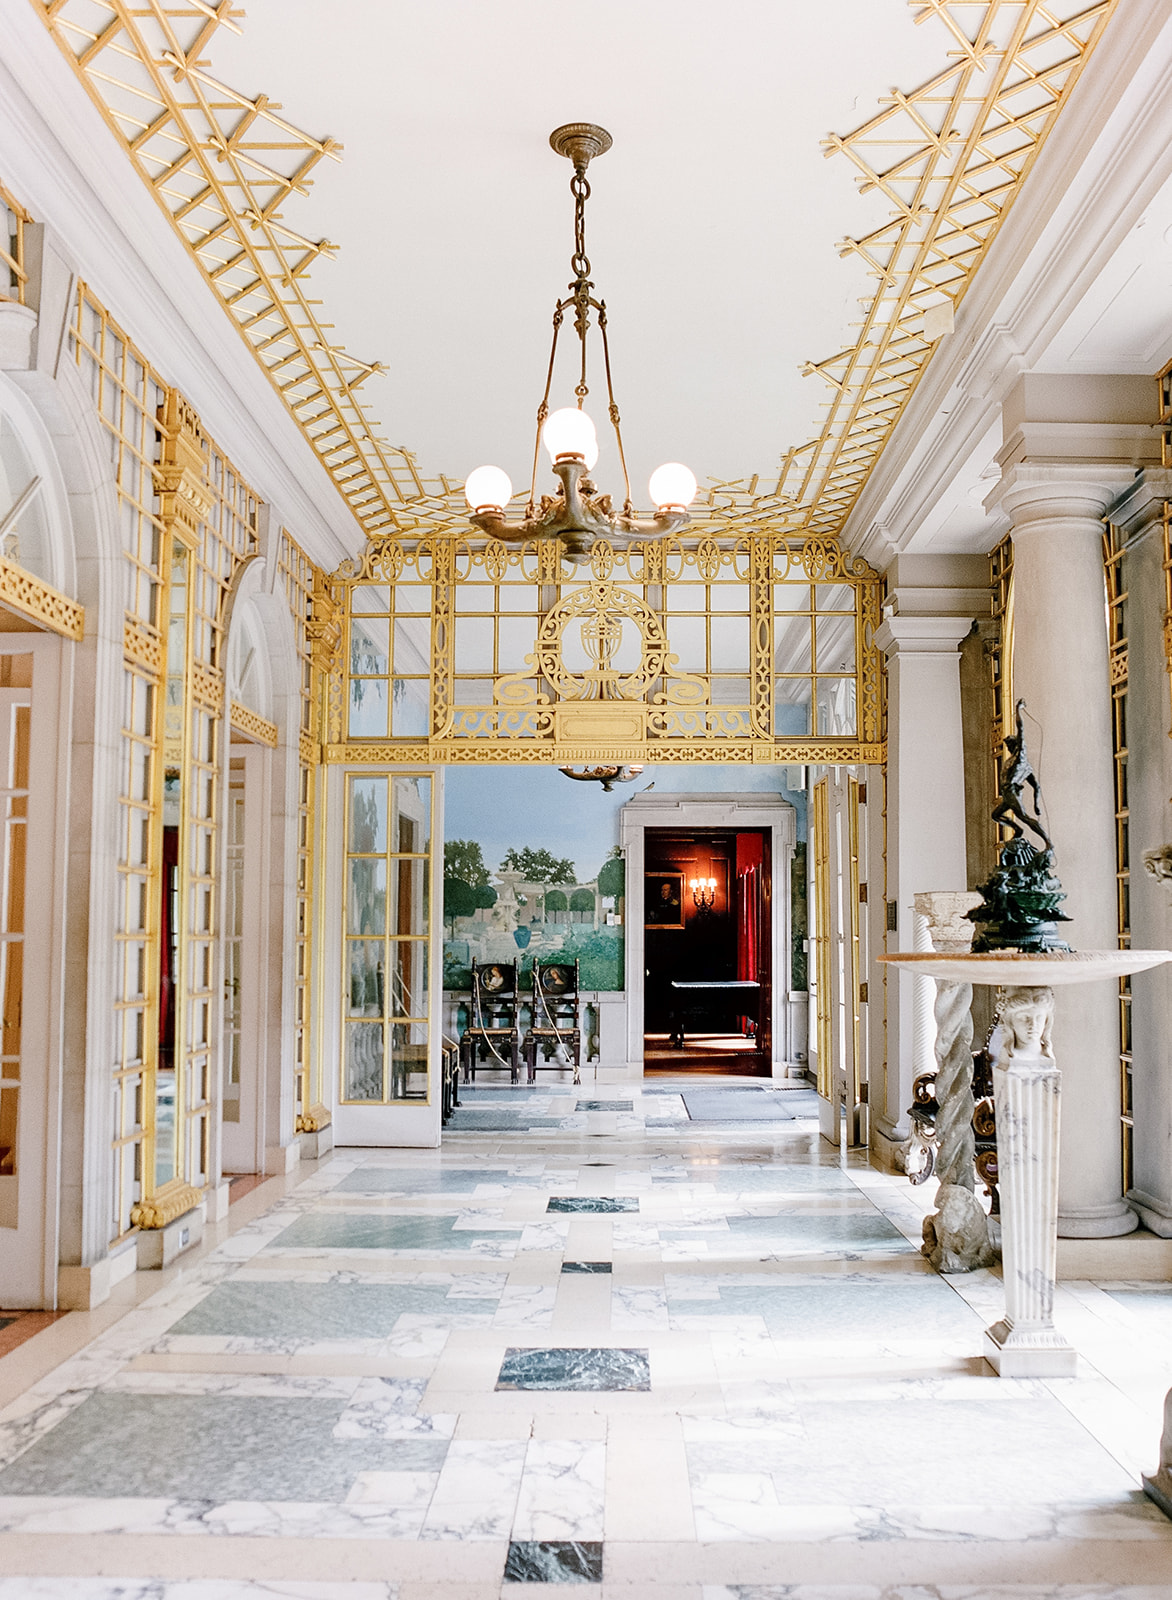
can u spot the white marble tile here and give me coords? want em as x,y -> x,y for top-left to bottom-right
612,1285 -> 671,1329
333,1377 -> 456,1438
492,1285 -> 557,1329
512,1438 -> 606,1540
419,1438 -> 527,1539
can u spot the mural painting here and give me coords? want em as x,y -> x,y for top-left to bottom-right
442,765 -> 808,994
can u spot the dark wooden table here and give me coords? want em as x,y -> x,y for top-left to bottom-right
668,979 -> 762,1050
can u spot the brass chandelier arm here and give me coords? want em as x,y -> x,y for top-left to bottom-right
471,460 -> 688,560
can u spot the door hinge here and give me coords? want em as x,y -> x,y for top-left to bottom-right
857,783 -> 867,804
858,981 -> 869,1004
858,1081 -> 869,1104
858,881 -> 868,904
886,900 -> 898,932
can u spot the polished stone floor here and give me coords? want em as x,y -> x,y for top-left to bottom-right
3,1076 -> 1172,1597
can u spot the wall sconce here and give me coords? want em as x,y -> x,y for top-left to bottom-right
690,876 -> 716,914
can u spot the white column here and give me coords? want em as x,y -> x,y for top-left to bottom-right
984,984 -> 1076,1377
995,465 -> 1137,1237
872,617 -> 970,1171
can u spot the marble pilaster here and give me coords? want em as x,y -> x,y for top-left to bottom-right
983,984 -> 1076,1377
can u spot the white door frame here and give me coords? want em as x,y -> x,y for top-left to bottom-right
619,792 -> 797,1078
0,635 -> 69,1306
325,763 -> 444,1148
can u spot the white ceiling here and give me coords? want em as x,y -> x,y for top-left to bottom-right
212,1 -> 948,506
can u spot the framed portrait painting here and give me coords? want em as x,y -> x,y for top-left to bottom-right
645,871 -> 685,929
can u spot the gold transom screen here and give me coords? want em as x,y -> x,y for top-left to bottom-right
325,533 -> 883,764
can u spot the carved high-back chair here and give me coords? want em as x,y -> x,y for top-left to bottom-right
460,959 -> 521,1082
524,958 -> 582,1084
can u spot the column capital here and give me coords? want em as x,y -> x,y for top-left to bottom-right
874,615 -> 974,657
986,461 -> 1140,528
1106,465 -> 1172,538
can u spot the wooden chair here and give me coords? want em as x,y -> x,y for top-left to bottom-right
524,958 -> 582,1084
460,960 -> 521,1082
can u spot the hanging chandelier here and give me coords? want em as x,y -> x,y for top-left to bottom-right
464,123 -> 698,559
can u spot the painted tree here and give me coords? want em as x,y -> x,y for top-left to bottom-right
501,845 -> 576,885
444,838 -> 491,887
597,854 -> 624,901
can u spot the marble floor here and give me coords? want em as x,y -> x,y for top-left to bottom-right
4,1076 -> 1172,1599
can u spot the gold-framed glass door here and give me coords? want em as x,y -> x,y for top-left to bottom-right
342,772 -> 434,1105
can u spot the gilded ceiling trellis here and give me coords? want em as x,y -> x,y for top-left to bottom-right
35,0 -> 1118,543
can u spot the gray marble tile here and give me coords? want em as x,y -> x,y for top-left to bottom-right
0,1393 -> 449,1502
333,1167 -> 544,1194
561,1261 -> 611,1274
546,1197 -> 638,1214
496,1347 -> 650,1391
166,1279 -> 500,1341
264,1212 -> 522,1254
503,1540 -> 603,1582
576,1101 -> 633,1112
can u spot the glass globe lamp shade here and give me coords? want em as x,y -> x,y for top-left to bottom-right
649,462 -> 697,509
464,464 -> 513,511
542,407 -> 598,468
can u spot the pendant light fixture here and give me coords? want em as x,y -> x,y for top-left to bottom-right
464,123 -> 697,559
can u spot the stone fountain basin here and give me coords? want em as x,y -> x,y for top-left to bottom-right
881,950 -> 1172,986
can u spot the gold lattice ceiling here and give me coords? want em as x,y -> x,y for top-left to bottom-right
34,0 -> 1118,542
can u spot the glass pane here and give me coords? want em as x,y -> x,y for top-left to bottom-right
391,775 -> 431,854
666,615 -> 706,671
815,583 -> 854,611
776,678 -> 813,736
350,615 -> 389,676
345,1022 -> 384,1101
455,615 -> 495,671
155,1068 -> 177,1186
0,1085 -> 17,1221
817,677 -> 857,735
349,777 -> 388,853
392,616 -> 429,674
388,938 -> 429,1018
347,940 -> 385,1017
668,584 -> 707,610
710,584 -> 749,613
391,856 -> 429,934
774,612 -> 812,674
391,678 -> 430,738
454,584 -> 497,613
352,585 -> 390,615
815,614 -> 856,675
710,677 -> 750,706
349,676 -> 389,739
709,616 -> 748,672
393,584 -> 431,614
773,582 -> 811,613
498,585 -> 538,612
348,858 -> 387,936
389,1021 -> 428,1101
2,939 -> 24,1065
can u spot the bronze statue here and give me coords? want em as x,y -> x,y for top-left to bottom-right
990,700 -> 1052,852
967,699 -> 1072,953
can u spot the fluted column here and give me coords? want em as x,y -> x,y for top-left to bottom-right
872,616 -> 971,1172
983,985 -> 1075,1377
994,465 -> 1138,1237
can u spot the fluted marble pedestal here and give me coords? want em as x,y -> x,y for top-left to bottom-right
883,951 -> 1172,1378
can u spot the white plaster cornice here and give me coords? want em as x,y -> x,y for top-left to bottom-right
842,1 -> 1172,565
0,9 -> 357,572
1108,466 -> 1172,536
874,617 -> 974,657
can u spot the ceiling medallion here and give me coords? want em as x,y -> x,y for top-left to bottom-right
464,123 -> 697,562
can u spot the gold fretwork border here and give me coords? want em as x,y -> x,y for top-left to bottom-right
299,730 -> 321,766
123,614 -> 162,676
327,741 -> 886,767
191,659 -> 224,712
34,1 -> 1118,543
230,700 -> 279,747
0,555 -> 84,640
